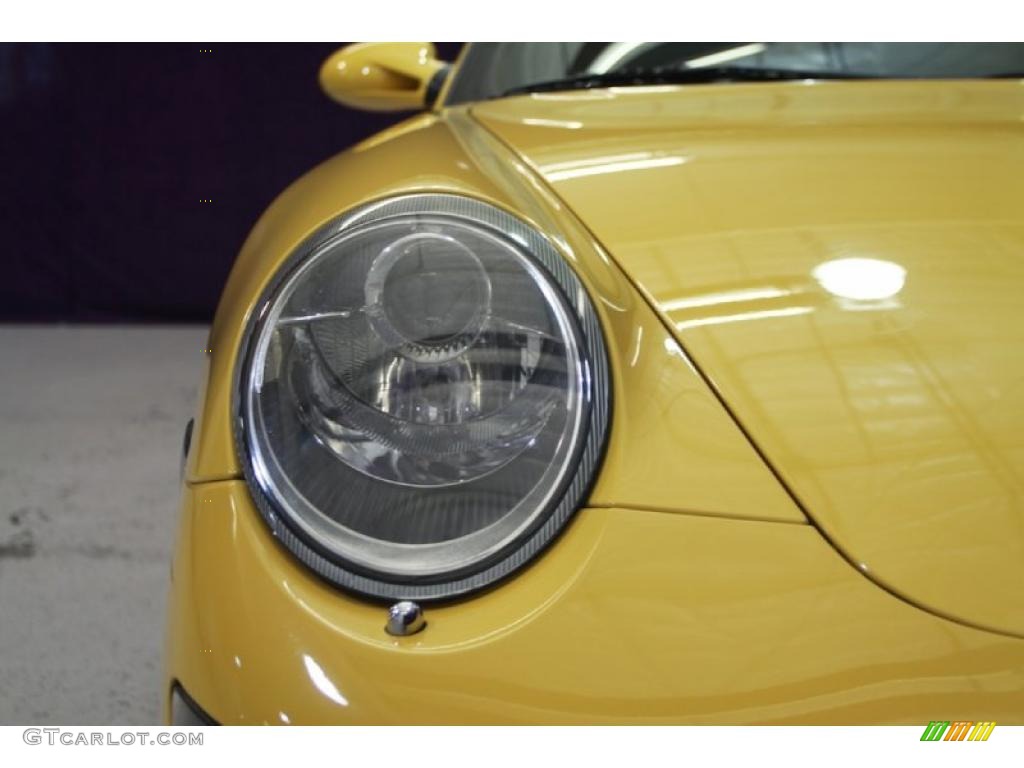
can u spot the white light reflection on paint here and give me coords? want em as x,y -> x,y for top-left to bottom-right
662,287 -> 791,313
813,258 -> 906,302
675,306 -> 814,330
521,117 -> 584,129
630,325 -> 644,367
302,654 -> 349,707
544,154 -> 686,182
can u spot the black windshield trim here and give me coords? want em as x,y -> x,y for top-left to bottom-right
502,66 -> 883,97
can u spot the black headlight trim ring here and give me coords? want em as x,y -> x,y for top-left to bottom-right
233,193 -> 611,602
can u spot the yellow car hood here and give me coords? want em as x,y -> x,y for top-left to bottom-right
471,80 -> 1024,637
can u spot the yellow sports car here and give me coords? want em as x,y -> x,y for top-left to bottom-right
165,42 -> 1024,725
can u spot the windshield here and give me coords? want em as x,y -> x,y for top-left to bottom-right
446,43 -> 1024,104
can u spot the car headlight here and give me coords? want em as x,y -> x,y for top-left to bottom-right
236,194 -> 610,600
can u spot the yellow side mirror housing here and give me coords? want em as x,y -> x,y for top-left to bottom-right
319,42 -> 448,112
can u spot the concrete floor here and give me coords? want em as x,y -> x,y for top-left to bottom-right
0,325 -> 208,724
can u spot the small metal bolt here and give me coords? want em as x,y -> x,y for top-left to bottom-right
386,601 -> 426,636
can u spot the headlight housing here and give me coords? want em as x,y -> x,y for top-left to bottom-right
236,194 -> 610,601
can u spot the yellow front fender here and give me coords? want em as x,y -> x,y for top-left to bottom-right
165,479 -> 1024,724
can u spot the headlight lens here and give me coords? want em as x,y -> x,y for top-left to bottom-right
237,195 -> 609,600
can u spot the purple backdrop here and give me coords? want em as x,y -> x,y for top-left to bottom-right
0,43 -> 463,322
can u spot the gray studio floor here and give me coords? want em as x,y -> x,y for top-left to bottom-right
0,325 -> 208,724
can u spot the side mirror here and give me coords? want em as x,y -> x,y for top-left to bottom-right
319,42 -> 448,112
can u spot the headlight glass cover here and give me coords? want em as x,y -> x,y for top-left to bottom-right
237,195 -> 609,600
